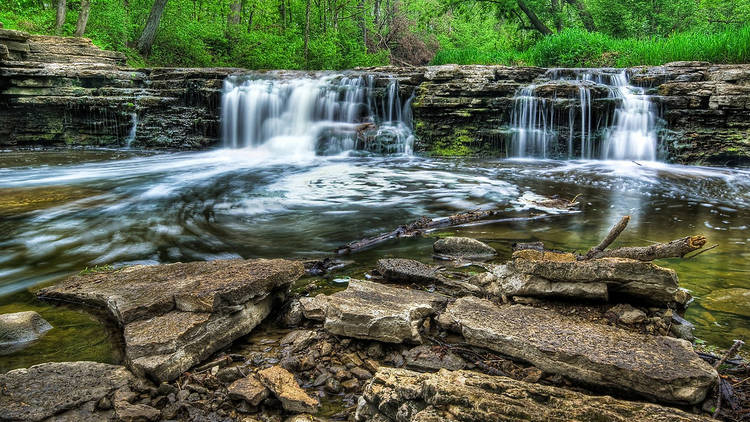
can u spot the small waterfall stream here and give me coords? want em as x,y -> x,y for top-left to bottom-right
125,112 -> 138,148
221,75 -> 414,156
510,69 -> 659,161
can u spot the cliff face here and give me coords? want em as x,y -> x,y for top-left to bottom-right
0,29 -> 236,149
1,29 -> 749,165
372,62 -> 750,165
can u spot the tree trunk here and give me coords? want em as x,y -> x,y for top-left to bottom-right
358,0 -> 367,48
279,0 -> 286,28
55,0 -> 67,35
304,0 -> 310,62
564,0 -> 596,31
137,0 -> 169,56
516,0 -> 552,35
228,0 -> 241,25
550,0 -> 562,32
74,0 -> 91,37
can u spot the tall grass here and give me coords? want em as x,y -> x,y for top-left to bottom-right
432,25 -> 750,67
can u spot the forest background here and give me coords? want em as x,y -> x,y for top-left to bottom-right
1,0 -> 749,69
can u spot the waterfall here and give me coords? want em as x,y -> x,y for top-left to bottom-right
509,69 -> 659,160
125,112 -> 138,148
220,75 -> 414,156
600,73 -> 658,161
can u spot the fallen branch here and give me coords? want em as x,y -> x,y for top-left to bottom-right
335,209 -> 498,254
715,340 -> 745,370
584,235 -> 707,261
584,215 -> 630,259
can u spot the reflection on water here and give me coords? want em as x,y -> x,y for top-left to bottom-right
0,149 -> 749,368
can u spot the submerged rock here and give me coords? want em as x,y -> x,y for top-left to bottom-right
0,310 -> 52,354
437,296 -> 717,404
702,287 -> 750,317
432,237 -> 497,259
304,280 -> 448,343
355,367 -> 713,421
38,258 -> 304,382
0,361 -> 144,422
257,365 -> 319,413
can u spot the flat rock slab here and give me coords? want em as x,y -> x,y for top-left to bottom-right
38,259 -> 304,382
437,296 -> 717,404
376,258 -> 482,296
377,258 -> 441,284
257,365 -> 319,413
311,280 -> 448,343
355,367 -> 713,422
0,361 -> 141,422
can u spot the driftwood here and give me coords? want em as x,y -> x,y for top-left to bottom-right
335,209 -> 497,254
585,235 -> 708,261
584,215 -> 630,259
579,216 -> 708,261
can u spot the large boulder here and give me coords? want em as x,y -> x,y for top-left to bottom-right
38,259 -> 304,382
302,279 -> 448,343
355,367 -> 713,421
0,361 -> 145,422
437,296 -> 717,405
0,311 -> 52,354
481,249 -> 690,306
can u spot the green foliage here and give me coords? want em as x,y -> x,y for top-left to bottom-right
1,0 -> 749,69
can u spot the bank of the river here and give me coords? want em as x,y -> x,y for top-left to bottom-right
2,29 -> 750,165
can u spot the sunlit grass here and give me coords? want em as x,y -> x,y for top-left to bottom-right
432,25 -> 750,67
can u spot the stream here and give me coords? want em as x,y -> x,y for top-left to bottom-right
1,71 -> 749,373
1,148 -> 749,371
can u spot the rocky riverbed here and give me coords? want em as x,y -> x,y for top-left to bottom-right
1,228 -> 747,421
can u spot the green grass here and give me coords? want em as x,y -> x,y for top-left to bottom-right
432,25 -> 750,67
78,264 -> 117,275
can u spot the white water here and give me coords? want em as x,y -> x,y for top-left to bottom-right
220,75 -> 414,156
125,112 -> 138,148
510,70 -> 659,160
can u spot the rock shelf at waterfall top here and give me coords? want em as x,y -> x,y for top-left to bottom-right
3,231 -> 745,421
1,30 -> 749,164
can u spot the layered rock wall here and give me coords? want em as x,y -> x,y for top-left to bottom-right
1,29 -> 748,164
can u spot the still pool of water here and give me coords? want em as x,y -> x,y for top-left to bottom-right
1,149 -> 749,372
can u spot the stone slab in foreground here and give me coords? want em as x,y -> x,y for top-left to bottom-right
355,367 -> 712,422
301,280 -> 448,343
38,259 -> 304,382
437,296 -> 717,404
0,361 -> 145,422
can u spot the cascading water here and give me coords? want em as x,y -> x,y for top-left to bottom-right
509,69 -> 659,160
220,75 -> 414,156
125,112 -> 138,148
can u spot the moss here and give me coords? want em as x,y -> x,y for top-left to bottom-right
431,129 -> 477,157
